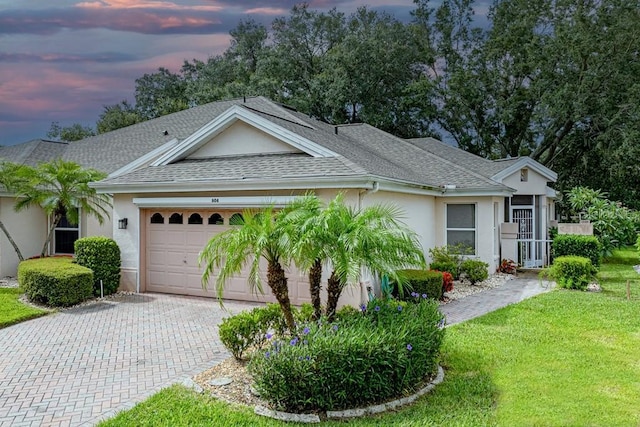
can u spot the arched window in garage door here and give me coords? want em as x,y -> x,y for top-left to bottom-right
168,213 -> 183,224
150,213 -> 164,224
188,213 -> 203,224
208,213 -> 224,225
229,213 -> 244,225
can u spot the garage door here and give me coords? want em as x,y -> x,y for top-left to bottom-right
145,209 -> 311,304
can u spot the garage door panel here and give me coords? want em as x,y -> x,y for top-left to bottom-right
145,209 -> 310,304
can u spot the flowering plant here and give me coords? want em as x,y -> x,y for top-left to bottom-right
441,271 -> 454,293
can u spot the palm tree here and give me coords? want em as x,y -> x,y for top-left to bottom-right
280,195 -> 325,320
199,206 -> 297,331
13,160 -> 111,257
0,162 -> 29,261
319,194 -> 426,320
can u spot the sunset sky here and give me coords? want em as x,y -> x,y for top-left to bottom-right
0,0 -> 487,146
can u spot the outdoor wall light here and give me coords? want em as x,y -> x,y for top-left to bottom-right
118,218 -> 128,229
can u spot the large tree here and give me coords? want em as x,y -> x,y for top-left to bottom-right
96,100 -> 142,134
13,160 -> 111,257
134,67 -> 189,120
47,122 -> 96,142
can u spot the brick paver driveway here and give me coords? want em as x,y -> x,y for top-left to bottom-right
0,293 -> 258,427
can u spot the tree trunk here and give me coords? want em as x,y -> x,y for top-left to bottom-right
267,261 -> 295,332
309,258 -> 322,321
41,213 -> 62,258
325,270 -> 342,322
0,220 -> 23,261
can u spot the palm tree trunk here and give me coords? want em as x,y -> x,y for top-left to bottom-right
325,270 -> 342,322
267,261 -> 295,332
0,220 -> 23,261
41,213 -> 61,258
309,258 -> 322,320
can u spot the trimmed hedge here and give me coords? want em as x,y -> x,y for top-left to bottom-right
553,234 -> 602,267
549,255 -> 596,290
74,236 -> 121,297
249,298 -> 445,412
429,261 -> 459,279
18,257 -> 93,307
392,269 -> 443,301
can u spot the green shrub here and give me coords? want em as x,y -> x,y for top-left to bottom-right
219,303 -> 299,360
249,298 -> 445,412
428,245 -> 467,279
548,255 -> 595,290
18,258 -> 93,307
392,269 -> 443,301
74,236 -> 121,297
461,259 -> 489,284
552,234 -> 602,267
636,234 -> 640,254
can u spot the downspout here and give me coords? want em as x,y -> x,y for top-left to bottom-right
358,181 -> 380,305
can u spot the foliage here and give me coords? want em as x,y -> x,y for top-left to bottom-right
47,121 -> 95,142
249,297 -> 445,412
636,235 -> 640,255
547,255 -> 595,291
0,288 -> 48,328
563,187 -> 638,254
18,257 -> 93,307
392,269 -> 443,301
461,259 -> 489,285
96,100 -> 143,134
552,234 -> 602,267
441,271 -> 454,293
428,245 -> 467,279
134,67 -> 189,120
74,236 -> 121,297
11,160 -> 111,257
499,259 -> 517,275
0,162 -> 30,261
199,206 -> 297,332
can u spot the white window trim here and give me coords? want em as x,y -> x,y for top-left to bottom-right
445,203 -> 477,255
52,208 -> 81,255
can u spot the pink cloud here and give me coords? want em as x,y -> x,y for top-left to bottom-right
244,7 -> 288,15
75,0 -> 224,12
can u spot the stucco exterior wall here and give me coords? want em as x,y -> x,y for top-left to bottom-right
82,206 -> 113,240
434,196 -> 501,273
502,169 -> 550,195
187,121 -> 303,159
0,198 -> 47,276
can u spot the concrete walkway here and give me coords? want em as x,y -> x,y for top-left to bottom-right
0,294 -> 259,427
440,273 -> 553,325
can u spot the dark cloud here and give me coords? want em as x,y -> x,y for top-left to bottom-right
0,52 -> 137,63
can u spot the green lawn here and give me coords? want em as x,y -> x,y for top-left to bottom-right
0,287 -> 48,328
101,249 -> 640,426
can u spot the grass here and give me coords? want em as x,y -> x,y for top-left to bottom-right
0,287 -> 48,328
101,248 -> 640,426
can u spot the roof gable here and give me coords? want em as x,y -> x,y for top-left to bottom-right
491,157 -> 557,182
152,105 -> 337,166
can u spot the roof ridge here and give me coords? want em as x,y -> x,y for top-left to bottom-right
244,97 -> 316,130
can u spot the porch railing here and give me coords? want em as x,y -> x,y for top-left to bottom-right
516,239 -> 552,269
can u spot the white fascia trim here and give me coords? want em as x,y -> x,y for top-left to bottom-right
108,138 -> 180,178
133,196 -> 300,208
375,177 -> 514,198
491,157 -> 558,182
151,106 -> 337,166
546,186 -> 558,199
438,189 -> 515,197
94,177 -> 375,194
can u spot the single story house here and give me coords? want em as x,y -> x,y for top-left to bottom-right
0,97 -> 556,307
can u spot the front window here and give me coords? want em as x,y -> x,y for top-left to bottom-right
54,208 -> 79,254
446,204 -> 476,254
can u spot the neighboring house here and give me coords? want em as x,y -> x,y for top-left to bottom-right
0,97 -> 556,307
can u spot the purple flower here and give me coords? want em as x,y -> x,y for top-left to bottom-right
438,318 -> 446,329
422,293 -> 428,299
302,327 -> 310,335
305,355 -> 311,361
397,305 -> 403,312
265,332 -> 273,340
360,304 -> 367,312
332,324 -> 339,332
407,344 -> 413,351
374,306 -> 381,312
411,292 -> 418,298
265,351 -> 271,358
290,337 -> 299,346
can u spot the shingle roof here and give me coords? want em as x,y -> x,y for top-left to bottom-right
2,97 -> 528,193
0,139 -> 68,166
